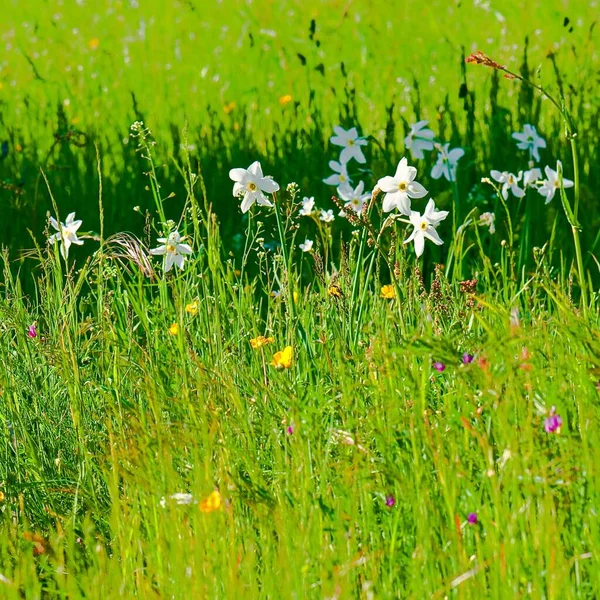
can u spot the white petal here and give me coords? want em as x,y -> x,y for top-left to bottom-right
256,193 -> 274,207
240,192 -> 256,213
382,193 -> 398,213
431,163 -> 443,180
247,161 -> 263,178
258,177 -> 279,193
394,157 -> 409,180
150,245 -> 167,255
229,168 -> 248,182
413,232 -> 425,257
423,227 -> 443,245
233,181 -> 245,197
407,181 -> 428,198
490,170 -> 504,183
164,253 -> 175,272
323,174 -> 341,186
174,254 -> 185,270
328,160 -> 342,173
176,243 -> 193,255
377,176 -> 399,193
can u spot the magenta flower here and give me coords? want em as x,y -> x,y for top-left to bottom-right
432,361 -> 445,372
385,494 -> 396,507
467,512 -> 478,525
27,323 -> 37,338
286,425 -> 294,435
462,353 -> 474,364
544,414 -> 562,434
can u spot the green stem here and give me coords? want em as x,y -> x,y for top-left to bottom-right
273,193 -> 296,329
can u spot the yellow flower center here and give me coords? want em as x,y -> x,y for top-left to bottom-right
247,182 -> 257,192
398,182 -> 408,192
167,244 -> 176,253
339,174 -> 346,182
347,139 -> 355,146
419,220 -> 428,231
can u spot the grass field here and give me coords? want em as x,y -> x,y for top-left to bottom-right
1,0 -> 600,597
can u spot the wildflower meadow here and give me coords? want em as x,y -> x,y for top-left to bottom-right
1,0 -> 600,597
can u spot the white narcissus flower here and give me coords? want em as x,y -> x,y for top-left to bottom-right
299,196 -> 315,216
523,167 -> 542,188
405,120 -> 435,159
490,170 -> 525,200
404,199 -> 449,258
337,181 -> 370,214
48,212 -> 84,259
480,211 -> 496,234
323,160 -> 352,187
512,124 -> 547,162
431,143 -> 465,182
299,239 -> 313,253
320,209 -> 335,223
150,231 -> 193,272
377,157 -> 428,215
229,161 -> 280,213
330,126 -> 368,164
537,160 -> 574,204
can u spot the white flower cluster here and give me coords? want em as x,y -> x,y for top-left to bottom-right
490,125 -> 573,203
404,120 -> 465,183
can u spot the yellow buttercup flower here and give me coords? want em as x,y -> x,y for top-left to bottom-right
0,491 -> 4,502
223,101 -> 236,115
185,301 -> 198,316
168,323 -> 179,336
88,38 -> 100,50
250,335 -> 275,349
199,490 -> 222,513
279,94 -> 293,106
328,285 -> 343,298
380,285 -> 395,299
271,346 -> 293,369
293,291 -> 299,304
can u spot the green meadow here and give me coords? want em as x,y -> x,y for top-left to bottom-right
1,0 -> 600,597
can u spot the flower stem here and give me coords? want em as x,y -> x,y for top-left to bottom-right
273,192 -> 296,326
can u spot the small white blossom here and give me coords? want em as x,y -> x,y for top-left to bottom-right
299,196 -> 315,216
229,161 -> 279,213
537,160 -> 573,204
405,120 -> 435,159
48,212 -> 84,259
523,167 -> 542,188
330,126 -> 368,164
323,160 -> 352,187
320,209 -> 335,223
150,231 -> 193,272
431,143 -> 465,182
512,124 -> 546,162
377,157 -> 428,215
299,239 -> 313,252
404,199 -> 448,257
480,211 -> 496,234
490,170 -> 525,200
337,181 -> 370,214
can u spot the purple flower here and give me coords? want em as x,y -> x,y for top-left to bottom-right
544,414 -> 562,434
385,494 -> 396,507
462,352 -> 474,364
467,512 -> 478,525
432,361 -> 446,373
27,323 -> 37,338
286,425 -> 294,435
